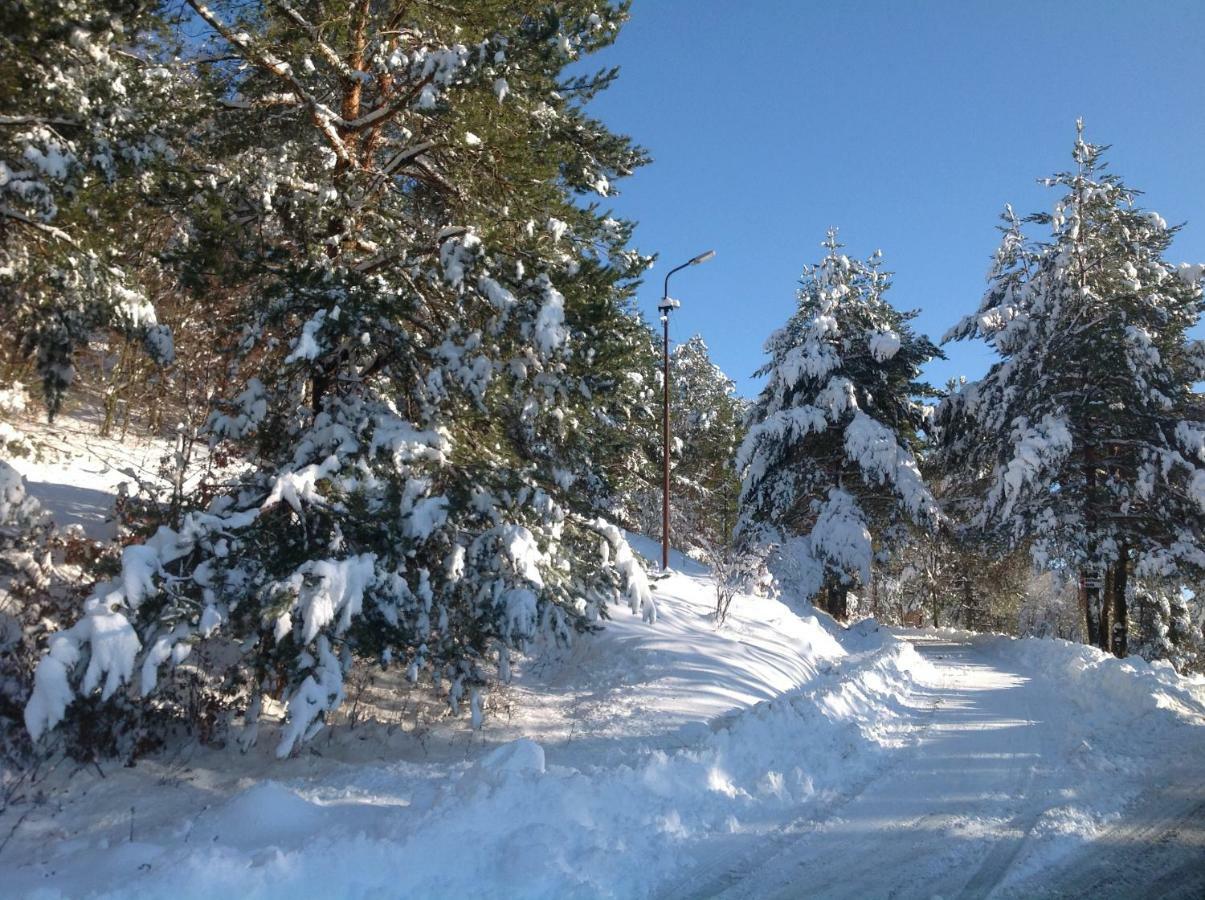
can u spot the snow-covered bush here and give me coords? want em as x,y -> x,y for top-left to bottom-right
1,462 -> 56,761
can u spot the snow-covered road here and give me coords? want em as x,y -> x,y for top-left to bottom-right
676,634 -> 1205,899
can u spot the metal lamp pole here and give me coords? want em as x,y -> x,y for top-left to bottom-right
657,249 -> 716,572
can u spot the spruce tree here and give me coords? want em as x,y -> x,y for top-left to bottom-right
25,1 -> 659,755
738,230 -> 941,620
936,123 -> 1205,656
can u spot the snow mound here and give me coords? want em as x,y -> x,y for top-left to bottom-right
3,535 -> 938,900
201,781 -> 327,847
480,738 -> 546,775
987,635 -> 1205,727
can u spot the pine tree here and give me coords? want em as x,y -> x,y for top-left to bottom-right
738,230 -> 941,620
631,335 -> 743,554
936,123 -> 1205,656
24,1 -> 659,755
1132,581 -> 1205,674
0,0 -> 191,414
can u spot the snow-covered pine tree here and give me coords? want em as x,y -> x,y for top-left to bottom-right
0,0 -> 190,414
631,335 -> 744,554
669,336 -> 744,553
24,1 -> 658,755
936,123 -> 1205,657
737,230 -> 941,620
0,461 -> 57,761
1131,581 -> 1204,674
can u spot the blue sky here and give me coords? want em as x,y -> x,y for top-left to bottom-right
585,0 -> 1205,396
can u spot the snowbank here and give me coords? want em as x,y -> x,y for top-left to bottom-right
4,537 -> 935,899
984,634 -> 1205,730
14,637 -> 928,900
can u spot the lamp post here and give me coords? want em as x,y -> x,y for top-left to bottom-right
657,249 -> 716,572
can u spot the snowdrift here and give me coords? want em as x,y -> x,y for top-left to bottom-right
984,634 -> 1205,736
4,544 -> 934,899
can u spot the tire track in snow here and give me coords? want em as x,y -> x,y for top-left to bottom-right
675,637 -> 1066,899
665,650 -> 951,900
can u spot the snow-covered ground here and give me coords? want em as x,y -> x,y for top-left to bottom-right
2,401 -> 185,542
3,419 -> 1205,898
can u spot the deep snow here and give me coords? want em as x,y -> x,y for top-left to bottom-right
2,416 -> 1205,898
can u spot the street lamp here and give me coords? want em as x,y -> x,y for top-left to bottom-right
657,248 -> 716,572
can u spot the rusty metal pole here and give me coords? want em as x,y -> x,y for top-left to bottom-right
657,250 -> 715,573
662,308 -> 671,571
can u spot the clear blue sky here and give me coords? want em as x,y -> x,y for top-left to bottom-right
585,0 -> 1205,396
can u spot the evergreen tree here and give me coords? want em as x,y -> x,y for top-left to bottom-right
25,1 -> 659,755
672,336 -> 744,551
633,334 -> 743,555
1132,581 -> 1205,674
936,124 -> 1205,656
737,230 -> 941,620
0,0 -> 190,414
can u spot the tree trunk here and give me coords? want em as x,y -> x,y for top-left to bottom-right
1099,564 -> 1114,652
1110,545 -> 1129,658
829,582 -> 849,622
1081,569 -> 1101,647
1081,440 -> 1102,649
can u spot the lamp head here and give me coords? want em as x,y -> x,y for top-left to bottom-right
690,249 -> 716,265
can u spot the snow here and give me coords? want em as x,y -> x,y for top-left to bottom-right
276,637 -> 345,757
4,430 -> 1205,897
809,487 -> 874,583
438,229 -> 481,289
2,411 -> 185,540
0,380 -> 30,416
4,530 -> 1205,896
1177,261 -> 1205,284
283,308 -> 329,363
404,494 -> 449,540
843,411 -> 939,522
986,412 -> 1074,523
77,607 -> 141,700
533,276 -> 568,356
289,554 -> 377,644
0,458 -> 38,526
261,462 -> 325,512
22,632 -> 79,741
867,328 -> 901,361
498,524 -> 544,586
